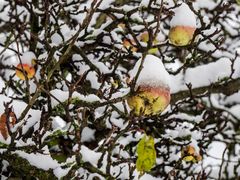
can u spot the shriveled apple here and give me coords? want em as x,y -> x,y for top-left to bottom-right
181,145 -> 202,163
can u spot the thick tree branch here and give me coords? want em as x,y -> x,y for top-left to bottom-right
171,78 -> 240,104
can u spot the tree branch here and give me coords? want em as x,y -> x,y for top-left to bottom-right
171,78 -> 240,104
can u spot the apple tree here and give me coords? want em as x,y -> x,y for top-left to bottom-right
0,0 -> 240,179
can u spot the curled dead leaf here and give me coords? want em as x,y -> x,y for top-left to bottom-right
0,111 -> 16,140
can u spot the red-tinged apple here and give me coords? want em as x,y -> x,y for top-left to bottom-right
127,54 -> 171,116
127,85 -> 170,116
15,52 -> 36,80
16,59 -> 36,80
168,3 -> 197,46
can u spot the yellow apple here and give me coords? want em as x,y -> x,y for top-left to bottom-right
123,32 -> 159,53
169,26 -> 196,46
16,63 -> 36,80
127,86 -> 170,116
139,32 -> 158,54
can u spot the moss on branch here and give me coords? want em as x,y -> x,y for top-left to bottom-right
1,153 -> 56,179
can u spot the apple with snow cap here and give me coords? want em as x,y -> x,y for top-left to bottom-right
15,51 -> 36,80
169,3 -> 197,46
127,55 -> 171,116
